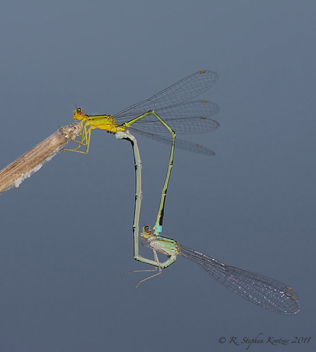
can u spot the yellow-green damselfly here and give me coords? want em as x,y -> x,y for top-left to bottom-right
65,70 -> 220,155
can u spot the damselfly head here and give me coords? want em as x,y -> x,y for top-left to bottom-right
140,225 -> 152,239
73,107 -> 85,121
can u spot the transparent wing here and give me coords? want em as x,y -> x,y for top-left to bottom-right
115,70 -> 219,120
179,245 -> 300,314
128,100 -> 220,134
130,128 -> 216,156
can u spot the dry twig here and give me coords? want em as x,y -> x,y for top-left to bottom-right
0,123 -> 81,194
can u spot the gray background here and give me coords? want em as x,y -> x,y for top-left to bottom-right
0,0 -> 315,351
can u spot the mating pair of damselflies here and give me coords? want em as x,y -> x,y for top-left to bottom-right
66,70 -> 300,314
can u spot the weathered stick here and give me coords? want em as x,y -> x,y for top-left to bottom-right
0,122 -> 81,194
